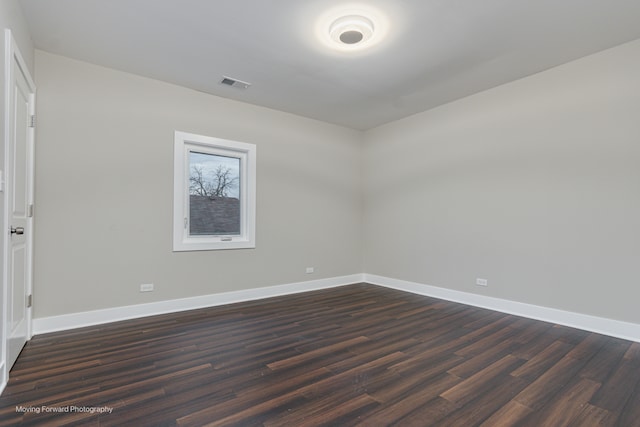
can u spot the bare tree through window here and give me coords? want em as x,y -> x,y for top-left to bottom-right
189,164 -> 238,198
188,152 -> 241,235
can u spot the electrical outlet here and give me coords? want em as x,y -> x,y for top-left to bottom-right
476,278 -> 488,287
305,267 -> 314,274
140,283 -> 154,292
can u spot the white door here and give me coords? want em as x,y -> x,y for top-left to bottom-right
4,30 -> 35,373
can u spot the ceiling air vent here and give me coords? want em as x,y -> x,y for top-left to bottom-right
219,76 -> 251,90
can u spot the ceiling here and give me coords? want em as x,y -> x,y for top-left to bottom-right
19,0 -> 640,130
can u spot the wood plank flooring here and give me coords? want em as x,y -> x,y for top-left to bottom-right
1,283 -> 639,426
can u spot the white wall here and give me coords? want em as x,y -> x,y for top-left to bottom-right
33,51 -> 363,318
363,39 -> 640,324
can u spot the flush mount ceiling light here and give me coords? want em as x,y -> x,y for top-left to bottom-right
329,15 -> 374,45
316,5 -> 388,52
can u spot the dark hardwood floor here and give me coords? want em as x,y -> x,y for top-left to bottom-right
1,283 -> 639,426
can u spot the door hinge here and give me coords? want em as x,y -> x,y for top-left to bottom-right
28,204 -> 34,218
27,294 -> 33,308
184,217 -> 188,229
29,115 -> 36,128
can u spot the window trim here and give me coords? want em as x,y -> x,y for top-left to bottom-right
173,131 -> 256,251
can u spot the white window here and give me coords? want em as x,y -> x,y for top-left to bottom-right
173,131 -> 256,251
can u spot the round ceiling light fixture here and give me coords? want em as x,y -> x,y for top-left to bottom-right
315,5 -> 389,52
329,15 -> 374,46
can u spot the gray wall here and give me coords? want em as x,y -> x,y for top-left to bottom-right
0,1 -> 34,72
32,37 -> 640,325
33,51 -> 363,318
363,39 -> 640,324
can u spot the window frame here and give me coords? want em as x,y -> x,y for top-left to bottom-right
173,131 -> 256,251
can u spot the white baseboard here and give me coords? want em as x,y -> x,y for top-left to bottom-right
0,362 -> 6,395
33,274 -> 365,335
365,274 -> 640,343
33,272 -> 640,343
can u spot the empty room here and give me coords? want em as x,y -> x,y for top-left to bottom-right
1,0 -> 640,425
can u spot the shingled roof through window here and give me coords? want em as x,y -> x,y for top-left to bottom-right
189,195 -> 240,235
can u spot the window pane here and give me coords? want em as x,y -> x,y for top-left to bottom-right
189,151 -> 241,236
